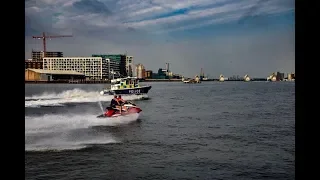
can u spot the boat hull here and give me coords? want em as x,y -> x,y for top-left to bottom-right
101,86 -> 152,95
97,106 -> 142,118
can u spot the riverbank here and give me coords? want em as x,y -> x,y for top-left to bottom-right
142,79 -> 182,82
25,78 -> 273,84
25,80 -> 110,84
25,79 -> 184,84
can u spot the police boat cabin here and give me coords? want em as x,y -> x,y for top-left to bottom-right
110,77 -> 140,92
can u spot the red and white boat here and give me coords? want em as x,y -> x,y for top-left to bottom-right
97,101 -> 142,118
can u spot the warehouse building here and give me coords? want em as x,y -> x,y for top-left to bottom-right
25,68 -> 85,81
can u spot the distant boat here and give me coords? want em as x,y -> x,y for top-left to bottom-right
219,74 -> 225,82
182,78 -> 193,83
182,76 -> 200,83
244,74 -> 251,82
267,73 -> 277,82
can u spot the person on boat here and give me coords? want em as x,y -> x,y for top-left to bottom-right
110,95 -> 119,108
109,95 -> 123,113
117,95 -> 127,111
117,95 -> 126,104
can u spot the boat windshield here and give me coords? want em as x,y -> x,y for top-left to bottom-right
111,81 -> 121,85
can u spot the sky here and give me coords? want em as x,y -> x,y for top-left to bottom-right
25,0 -> 295,78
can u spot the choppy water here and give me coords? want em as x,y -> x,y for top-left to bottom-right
25,82 -> 295,180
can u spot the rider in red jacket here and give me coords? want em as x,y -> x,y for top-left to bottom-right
117,95 -> 127,111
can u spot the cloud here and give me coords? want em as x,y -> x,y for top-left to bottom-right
25,0 -> 295,77
73,0 -> 112,15
25,0 -> 294,35
124,1 -> 251,27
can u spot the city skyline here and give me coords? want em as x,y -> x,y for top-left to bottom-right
25,0 -> 295,77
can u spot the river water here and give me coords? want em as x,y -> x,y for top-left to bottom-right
25,81 -> 295,180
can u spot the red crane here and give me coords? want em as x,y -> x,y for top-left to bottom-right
32,32 -> 72,57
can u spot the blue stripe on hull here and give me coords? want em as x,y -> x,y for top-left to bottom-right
108,86 -> 152,95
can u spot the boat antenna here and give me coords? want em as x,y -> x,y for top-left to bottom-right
117,72 -> 126,78
110,69 -> 114,80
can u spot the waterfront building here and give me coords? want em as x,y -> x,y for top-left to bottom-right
152,68 -> 167,79
91,54 -> 135,78
32,50 -> 63,61
25,60 -> 43,69
145,70 -> 153,79
126,56 -> 134,77
135,63 -> 146,79
92,54 -> 123,79
25,68 -> 85,81
43,57 -> 103,80
107,59 -> 121,79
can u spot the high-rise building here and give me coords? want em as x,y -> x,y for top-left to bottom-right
43,57 -> 103,80
32,51 -> 63,61
135,63 -> 146,79
107,59 -> 121,79
126,56 -> 134,77
165,63 -> 170,72
91,54 -> 134,78
92,54 -> 124,79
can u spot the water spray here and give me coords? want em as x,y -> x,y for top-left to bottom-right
98,101 -> 105,114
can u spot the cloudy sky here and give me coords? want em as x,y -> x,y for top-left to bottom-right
25,0 -> 295,78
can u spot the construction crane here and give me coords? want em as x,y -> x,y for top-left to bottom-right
32,32 -> 72,57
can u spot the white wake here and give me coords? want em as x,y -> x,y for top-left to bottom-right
25,113 -> 140,151
25,88 -> 148,108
